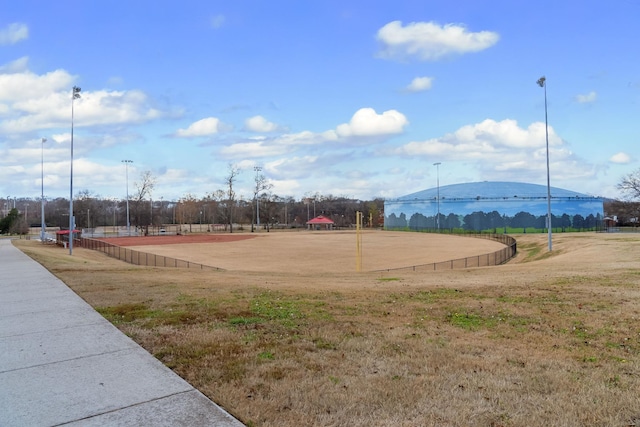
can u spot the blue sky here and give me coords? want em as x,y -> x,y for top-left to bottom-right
1,1 -> 639,203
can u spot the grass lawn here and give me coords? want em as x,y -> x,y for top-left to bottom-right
14,231 -> 640,426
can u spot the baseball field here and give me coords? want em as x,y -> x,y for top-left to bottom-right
103,230 -> 507,273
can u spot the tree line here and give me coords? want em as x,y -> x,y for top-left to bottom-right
1,167 -> 384,235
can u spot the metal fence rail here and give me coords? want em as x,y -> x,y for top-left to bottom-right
373,233 -> 517,273
79,237 -> 222,270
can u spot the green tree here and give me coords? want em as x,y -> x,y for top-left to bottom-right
0,208 -> 20,234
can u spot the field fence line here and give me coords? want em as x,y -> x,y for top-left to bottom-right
373,233 -> 517,273
79,237 -> 223,271
78,233 -> 515,273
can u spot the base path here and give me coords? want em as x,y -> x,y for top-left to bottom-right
0,239 -> 244,427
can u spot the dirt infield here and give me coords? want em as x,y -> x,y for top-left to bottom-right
113,230 -> 507,273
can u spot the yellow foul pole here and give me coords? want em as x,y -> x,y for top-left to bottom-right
356,211 -> 362,272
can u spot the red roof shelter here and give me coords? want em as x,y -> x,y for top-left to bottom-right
306,215 -> 335,230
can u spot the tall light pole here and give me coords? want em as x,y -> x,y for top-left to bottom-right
537,76 -> 552,251
433,162 -> 441,232
69,86 -> 81,255
122,160 -> 133,236
40,137 -> 47,242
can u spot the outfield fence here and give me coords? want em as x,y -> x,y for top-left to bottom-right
374,233 -> 517,273
79,237 -> 222,270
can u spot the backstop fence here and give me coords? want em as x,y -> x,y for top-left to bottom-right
373,233 -> 517,273
79,237 -> 222,271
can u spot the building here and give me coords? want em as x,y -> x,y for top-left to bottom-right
306,215 -> 335,230
384,181 -> 604,232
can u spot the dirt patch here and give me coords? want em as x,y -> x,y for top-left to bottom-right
119,230 -> 507,273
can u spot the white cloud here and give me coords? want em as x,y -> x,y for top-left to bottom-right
220,108 -> 408,162
220,139 -> 290,157
0,56 -> 29,74
245,115 -> 280,132
336,108 -> 408,137
376,20 -> 499,61
395,119 -> 558,158
220,129 -> 338,160
575,91 -> 597,103
610,152 -> 631,164
1,87 -> 164,133
0,68 -> 73,102
175,117 -> 224,137
0,66 -> 168,133
406,76 -> 433,92
0,23 -> 28,45
392,118 -> 596,183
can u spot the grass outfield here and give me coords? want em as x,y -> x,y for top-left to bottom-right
15,232 -> 640,427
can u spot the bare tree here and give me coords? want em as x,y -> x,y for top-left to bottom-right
618,169 -> 640,200
131,171 -> 156,231
252,168 -> 273,232
224,164 -> 240,233
73,189 -> 101,229
177,193 -> 199,233
207,189 -> 226,226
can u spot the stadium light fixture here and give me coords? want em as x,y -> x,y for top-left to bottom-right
69,86 -> 81,255
537,76 -> 552,251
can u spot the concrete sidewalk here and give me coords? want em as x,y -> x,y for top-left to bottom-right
0,239 -> 244,426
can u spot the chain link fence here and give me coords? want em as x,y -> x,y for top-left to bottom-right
373,233 -> 517,273
79,237 -> 222,270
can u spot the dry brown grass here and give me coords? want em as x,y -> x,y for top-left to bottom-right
14,231 -> 640,427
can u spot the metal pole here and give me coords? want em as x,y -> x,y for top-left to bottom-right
537,76 -> 552,251
41,137 -> 46,242
433,162 -> 441,231
69,86 -> 81,255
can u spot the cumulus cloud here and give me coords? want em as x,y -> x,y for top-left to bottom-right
610,152 -> 631,164
391,118 -> 596,182
575,91 -> 597,103
395,119 -> 557,158
376,20 -> 499,61
0,23 -> 28,45
175,117 -> 224,137
244,115 -> 281,132
0,65 -> 170,133
406,76 -> 433,92
1,87 -> 165,133
0,68 -> 73,102
336,108 -> 408,137
220,108 -> 408,163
